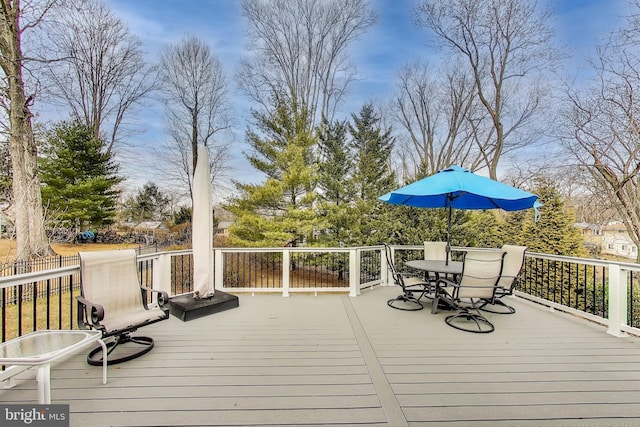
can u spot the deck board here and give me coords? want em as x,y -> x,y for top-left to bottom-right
2,286 -> 640,426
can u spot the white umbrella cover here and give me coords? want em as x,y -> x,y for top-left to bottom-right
192,145 -> 214,298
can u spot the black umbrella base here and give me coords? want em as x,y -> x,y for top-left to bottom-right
168,291 -> 239,321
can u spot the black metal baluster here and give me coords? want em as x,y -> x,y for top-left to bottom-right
46,279 -> 51,329
58,274 -> 63,330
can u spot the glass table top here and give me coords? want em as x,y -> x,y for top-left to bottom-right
0,330 -> 102,364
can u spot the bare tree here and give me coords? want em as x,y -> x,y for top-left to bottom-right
0,0 -> 55,260
392,60 -> 480,177
158,36 -> 231,202
238,0 -> 377,127
561,2 -> 640,260
45,0 -> 155,155
414,0 -> 558,179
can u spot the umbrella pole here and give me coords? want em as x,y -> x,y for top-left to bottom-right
446,205 -> 452,265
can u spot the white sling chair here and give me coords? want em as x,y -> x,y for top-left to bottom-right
437,250 -> 505,333
77,249 -> 169,365
480,245 -> 527,314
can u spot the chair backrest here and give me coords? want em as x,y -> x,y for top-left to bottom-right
384,243 -> 399,279
384,243 -> 407,287
79,249 -> 145,319
497,245 -> 527,291
424,241 -> 447,261
457,250 -> 505,299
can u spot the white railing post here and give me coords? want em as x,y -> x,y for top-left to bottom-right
214,249 -> 223,291
607,264 -> 628,337
152,253 -> 172,296
282,249 -> 290,297
349,248 -> 359,297
385,246 -> 394,286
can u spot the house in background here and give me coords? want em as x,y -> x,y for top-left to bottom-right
134,221 -> 169,245
216,221 -> 233,236
575,222 -> 604,257
601,221 -> 638,260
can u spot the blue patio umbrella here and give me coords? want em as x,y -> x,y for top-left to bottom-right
378,165 -> 539,263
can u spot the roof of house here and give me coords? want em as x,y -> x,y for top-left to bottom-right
134,221 -> 168,230
574,222 -> 602,231
603,221 -> 627,231
217,221 -> 233,229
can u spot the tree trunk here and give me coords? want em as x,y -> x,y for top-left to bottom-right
0,0 -> 51,260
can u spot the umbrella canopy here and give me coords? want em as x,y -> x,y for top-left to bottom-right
192,145 -> 214,299
379,165 -> 538,210
378,165 -> 539,263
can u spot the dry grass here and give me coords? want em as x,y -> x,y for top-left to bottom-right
51,242 -> 141,256
0,239 -> 16,262
3,289 -> 77,342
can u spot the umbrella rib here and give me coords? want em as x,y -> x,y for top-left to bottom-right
448,191 -> 466,206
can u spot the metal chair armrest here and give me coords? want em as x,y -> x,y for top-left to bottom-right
141,286 -> 169,309
436,277 -> 458,291
76,295 -> 105,329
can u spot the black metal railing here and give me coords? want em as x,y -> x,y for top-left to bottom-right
171,253 -> 194,295
520,256 -> 608,318
221,250 -> 352,289
223,251 -> 283,289
360,248 -> 381,286
629,271 -> 640,328
289,251 -> 349,288
0,271 -> 80,343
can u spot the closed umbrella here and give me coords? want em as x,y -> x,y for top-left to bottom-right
192,145 -> 214,298
378,165 -> 539,263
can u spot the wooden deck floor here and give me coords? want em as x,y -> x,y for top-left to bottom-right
3,286 -> 640,426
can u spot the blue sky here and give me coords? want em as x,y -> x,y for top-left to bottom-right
103,0 -> 629,197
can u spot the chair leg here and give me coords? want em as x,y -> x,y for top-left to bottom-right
479,298 -> 516,314
445,308 -> 495,333
420,281 -> 438,300
430,286 -> 456,314
387,292 -> 424,311
87,333 -> 154,366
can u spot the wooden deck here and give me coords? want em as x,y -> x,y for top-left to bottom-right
3,285 -> 640,426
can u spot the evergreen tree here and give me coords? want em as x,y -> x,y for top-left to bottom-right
316,118 -> 354,245
503,178 -> 586,256
347,104 -> 397,245
383,205 -> 474,248
121,182 -> 171,222
317,118 -> 352,205
460,210 -> 503,249
226,98 -> 320,247
173,206 -> 192,225
40,121 -> 123,228
349,103 -> 396,201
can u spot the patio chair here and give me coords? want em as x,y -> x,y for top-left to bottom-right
385,244 -> 431,311
480,245 -> 527,314
437,250 -> 505,333
77,249 -> 169,366
424,241 -> 448,261
424,240 -> 448,279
